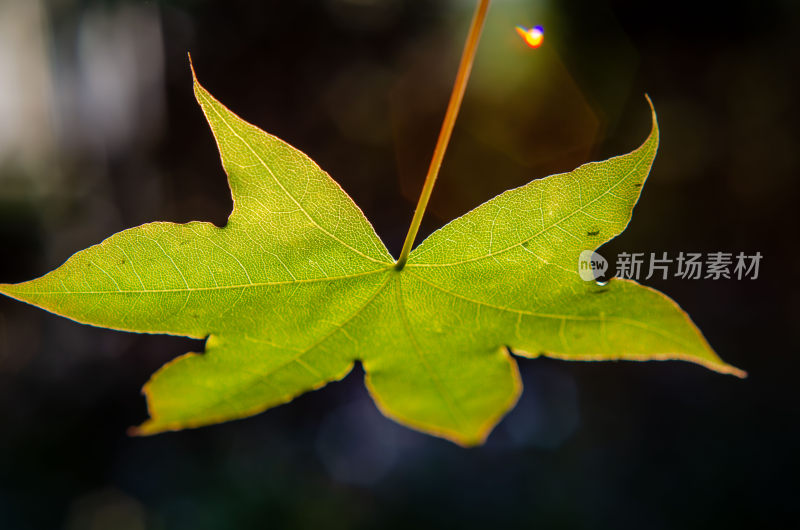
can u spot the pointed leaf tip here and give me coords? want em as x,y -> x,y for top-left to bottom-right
188,52 -> 197,82
644,93 -> 658,133
128,419 -> 162,437
126,425 -> 144,437
719,363 -> 748,379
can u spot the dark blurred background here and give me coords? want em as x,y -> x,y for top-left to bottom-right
0,0 -> 797,528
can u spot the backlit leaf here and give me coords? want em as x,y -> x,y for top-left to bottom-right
0,71 -> 744,446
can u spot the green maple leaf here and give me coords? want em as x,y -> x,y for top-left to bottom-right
0,70 -> 744,446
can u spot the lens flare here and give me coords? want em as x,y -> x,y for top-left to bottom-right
515,25 -> 544,48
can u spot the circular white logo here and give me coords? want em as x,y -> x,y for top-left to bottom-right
577,250 -> 608,281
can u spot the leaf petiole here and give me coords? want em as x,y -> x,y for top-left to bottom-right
394,0 -> 490,270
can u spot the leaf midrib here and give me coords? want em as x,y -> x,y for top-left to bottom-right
3,268 -> 392,296
405,269 -> 698,353
393,274 -> 466,431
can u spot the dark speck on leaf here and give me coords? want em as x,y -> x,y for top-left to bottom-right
587,230 -> 600,236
